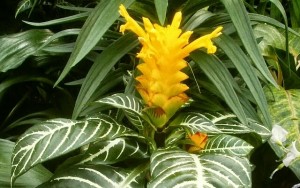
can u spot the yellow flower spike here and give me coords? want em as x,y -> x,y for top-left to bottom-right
188,132 -> 208,153
119,5 -> 222,128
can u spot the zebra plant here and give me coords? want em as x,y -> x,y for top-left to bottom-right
9,0 -> 285,187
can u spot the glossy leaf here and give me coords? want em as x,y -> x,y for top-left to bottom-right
148,148 -> 251,187
11,114 -> 134,184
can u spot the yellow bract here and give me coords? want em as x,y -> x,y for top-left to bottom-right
188,132 -> 208,152
119,4 -> 222,127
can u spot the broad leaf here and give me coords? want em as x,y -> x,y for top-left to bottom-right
200,134 -> 253,157
170,112 -> 249,134
0,29 -> 52,72
11,114 -> 134,184
97,93 -> 145,132
0,139 -> 52,188
264,86 -> 300,179
38,163 -> 148,188
148,148 -> 251,187
58,137 -> 149,168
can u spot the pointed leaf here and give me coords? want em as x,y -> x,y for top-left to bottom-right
11,114 -> 134,184
191,51 -> 248,126
154,0 -> 168,25
0,29 -> 52,72
38,164 -> 148,188
215,34 -> 272,128
264,86 -> 300,179
219,0 -> 276,86
200,134 -> 253,157
97,93 -> 145,132
23,12 -> 90,26
0,139 -> 52,188
59,137 -> 149,167
73,33 -> 139,118
148,148 -> 251,187
55,0 -> 135,85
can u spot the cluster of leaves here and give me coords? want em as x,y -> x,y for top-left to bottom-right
0,0 -> 300,187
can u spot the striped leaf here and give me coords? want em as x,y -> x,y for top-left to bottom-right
148,148 -> 251,188
97,93 -> 145,132
170,112 -> 248,134
11,114 -> 134,184
199,134 -> 253,157
0,29 -> 52,72
59,137 -> 149,168
38,163 -> 148,188
264,86 -> 300,179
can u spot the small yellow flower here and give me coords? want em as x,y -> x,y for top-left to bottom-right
119,4 -> 222,127
188,132 -> 208,152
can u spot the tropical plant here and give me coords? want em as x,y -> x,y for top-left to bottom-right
0,0 -> 299,187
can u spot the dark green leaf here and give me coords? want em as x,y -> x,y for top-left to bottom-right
55,0 -> 135,85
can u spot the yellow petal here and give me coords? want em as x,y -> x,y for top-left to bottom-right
119,5 -> 146,37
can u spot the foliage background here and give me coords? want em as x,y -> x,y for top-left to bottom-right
0,0 -> 299,187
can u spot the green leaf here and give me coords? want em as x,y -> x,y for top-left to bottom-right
23,12 -> 90,26
15,0 -> 34,18
219,0 -> 277,86
170,112 -> 222,134
0,139 -> 52,188
59,137 -> 149,169
154,0 -> 168,25
38,163 -> 148,188
97,93 -> 145,132
200,134 -> 253,157
215,34 -> 272,128
148,148 -> 251,187
0,29 -> 52,72
55,0 -> 135,85
191,51 -> 248,126
264,86 -> 300,179
11,114 -> 134,184
73,33 -> 138,118
171,112 -> 249,134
